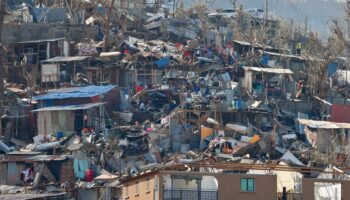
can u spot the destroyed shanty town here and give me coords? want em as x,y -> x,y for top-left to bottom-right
1,0 -> 350,200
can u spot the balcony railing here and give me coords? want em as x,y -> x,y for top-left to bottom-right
163,189 -> 218,200
277,192 -> 302,200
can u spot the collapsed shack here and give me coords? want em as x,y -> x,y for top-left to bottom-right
86,54 -> 123,86
242,66 -> 295,99
1,86 -> 36,142
297,119 -> 350,166
0,151 -> 42,185
0,152 -> 72,185
3,38 -> 67,85
26,155 -> 75,185
145,18 -> 200,40
40,56 -> 91,89
2,2 -> 350,200
117,125 -> 149,157
117,89 -> 180,124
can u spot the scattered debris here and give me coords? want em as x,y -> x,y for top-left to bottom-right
0,1 -> 349,199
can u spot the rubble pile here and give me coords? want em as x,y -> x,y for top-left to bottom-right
0,1 -> 350,200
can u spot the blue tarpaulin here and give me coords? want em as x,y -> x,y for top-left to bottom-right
328,62 -> 338,77
33,85 -> 116,100
262,54 -> 269,65
74,159 -> 89,179
155,57 -> 170,68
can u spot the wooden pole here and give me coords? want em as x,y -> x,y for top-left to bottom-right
173,0 -> 176,17
104,0 -> 116,52
265,0 -> 268,21
0,0 -> 7,137
347,1 -> 350,39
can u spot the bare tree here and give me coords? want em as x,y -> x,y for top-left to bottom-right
192,3 -> 211,45
326,130 -> 350,168
63,0 -> 100,24
229,0 -> 237,9
306,21 -> 345,101
175,0 -> 187,20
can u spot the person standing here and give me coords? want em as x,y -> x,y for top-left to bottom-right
161,43 -> 167,54
296,41 -> 302,55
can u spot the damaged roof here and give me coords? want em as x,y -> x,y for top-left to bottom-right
233,40 -> 275,50
13,37 -> 65,44
261,50 -> 324,62
26,154 -> 70,161
243,66 -> 293,74
41,56 -> 91,63
33,85 -> 116,100
0,192 -> 68,200
297,119 -> 350,129
6,151 -> 43,155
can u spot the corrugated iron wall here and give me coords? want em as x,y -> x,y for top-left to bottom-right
330,104 -> 350,123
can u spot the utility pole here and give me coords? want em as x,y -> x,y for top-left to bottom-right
0,0 -> 7,137
229,0 -> 236,9
265,0 -> 268,21
104,0 -> 116,52
345,1 -> 350,87
347,0 -> 350,39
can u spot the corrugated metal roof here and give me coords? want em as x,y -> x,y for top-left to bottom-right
6,151 -> 43,155
33,85 -> 116,100
16,37 -> 65,44
0,192 -> 68,200
243,66 -> 293,74
41,56 -> 91,63
26,154 -> 70,161
297,119 -> 350,129
32,102 -> 106,112
261,50 -> 324,62
233,40 -> 252,46
233,40 -> 274,49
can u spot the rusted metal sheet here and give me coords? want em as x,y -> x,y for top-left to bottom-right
7,162 -> 18,185
330,104 -> 350,123
77,188 -> 98,200
0,163 -> 7,184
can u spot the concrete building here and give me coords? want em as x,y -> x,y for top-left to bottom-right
120,170 -> 277,200
120,165 -> 350,200
302,178 -> 350,200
